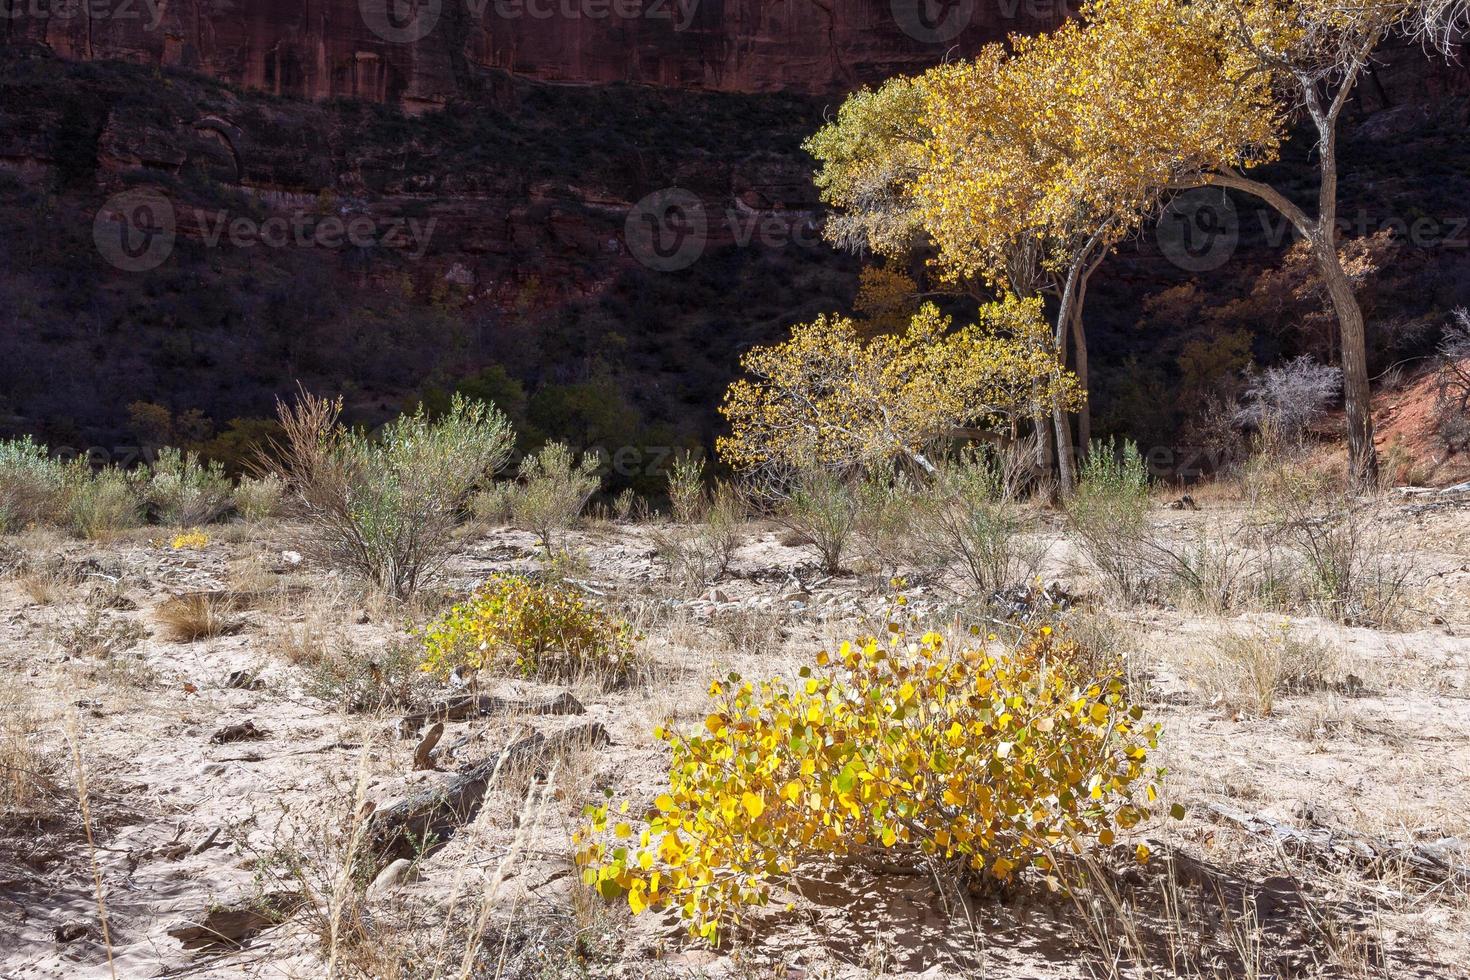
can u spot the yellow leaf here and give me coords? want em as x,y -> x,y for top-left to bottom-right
741,792 -> 765,819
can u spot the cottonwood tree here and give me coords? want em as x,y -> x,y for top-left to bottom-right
810,0 -> 1276,491
1147,0 -> 1467,486
716,298 -> 1083,476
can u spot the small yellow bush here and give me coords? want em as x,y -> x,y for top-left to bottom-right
575,619 -> 1164,940
420,574 -> 638,683
170,530 -> 209,550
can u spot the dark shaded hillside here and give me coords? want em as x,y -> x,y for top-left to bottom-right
0,47 -> 858,485
2,43 -> 1468,483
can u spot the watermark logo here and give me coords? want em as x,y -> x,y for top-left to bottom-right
0,0 -> 165,29
94,189 -> 176,273
1158,187 -> 1239,273
93,190 -> 439,270
483,0 -> 698,30
360,0 -> 442,43
625,189 -> 707,272
892,0 -> 974,43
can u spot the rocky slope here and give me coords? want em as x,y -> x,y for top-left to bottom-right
1,0 -> 1064,106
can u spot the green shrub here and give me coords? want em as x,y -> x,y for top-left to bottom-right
147,447 -> 232,526
272,391 -> 515,598
1068,440 -> 1156,601
0,437 -> 68,532
776,468 -> 860,575
509,441 -> 601,551
232,474 -> 285,522
64,464 -> 143,539
420,574 -> 638,684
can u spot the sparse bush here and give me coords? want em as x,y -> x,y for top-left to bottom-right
613,487 -> 638,522
774,468 -> 860,574
1068,440 -> 1157,601
509,441 -> 601,552
666,452 -> 705,524
146,447 -> 233,526
916,448 -> 1043,596
420,574 -> 638,684
575,620 -> 1162,939
1233,356 -> 1341,447
656,459 -> 746,588
232,474 -> 285,522
1245,459 -> 1409,626
853,469 -> 926,582
272,391 -> 514,598
290,634 -> 422,713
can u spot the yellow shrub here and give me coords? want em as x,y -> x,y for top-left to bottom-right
574,619 -> 1164,940
170,530 -> 209,550
420,574 -> 638,683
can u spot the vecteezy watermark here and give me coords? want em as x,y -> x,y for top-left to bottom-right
360,0 -> 696,43
891,0 -> 974,43
485,0 -> 698,29
624,189 -> 707,272
1158,187 -> 1470,273
623,187 -> 824,272
1157,187 -> 1240,274
94,189 -> 176,274
0,0 -> 164,29
359,0 -> 443,44
93,189 -> 438,272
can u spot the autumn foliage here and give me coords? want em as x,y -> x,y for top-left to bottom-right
420,574 -> 638,683
717,299 -> 1082,473
574,617 -> 1163,940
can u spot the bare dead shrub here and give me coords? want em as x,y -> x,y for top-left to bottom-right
1435,308 -> 1470,454
1233,356 -> 1341,448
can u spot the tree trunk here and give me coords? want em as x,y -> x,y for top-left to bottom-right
1070,299 -> 1091,453
1314,242 -> 1379,488
1052,311 -> 1077,495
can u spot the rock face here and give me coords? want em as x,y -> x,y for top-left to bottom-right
2,0 -> 1064,105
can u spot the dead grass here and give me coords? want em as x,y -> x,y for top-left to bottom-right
1,679 -> 63,826
1189,624 -> 1342,716
154,593 -> 236,643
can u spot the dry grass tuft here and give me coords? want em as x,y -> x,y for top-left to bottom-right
1191,624 -> 1341,716
155,593 -> 236,643
1,680 -> 63,826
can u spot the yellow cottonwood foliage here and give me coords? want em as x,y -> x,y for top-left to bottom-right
916,0 -> 1281,289
419,574 -> 638,682
716,297 -> 1082,472
574,619 -> 1164,940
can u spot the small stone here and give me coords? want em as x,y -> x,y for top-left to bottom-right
368,858 -> 419,898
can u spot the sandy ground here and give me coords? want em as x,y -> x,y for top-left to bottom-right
2,495 -> 1469,979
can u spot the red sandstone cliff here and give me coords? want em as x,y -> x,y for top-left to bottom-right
2,0 -> 1063,105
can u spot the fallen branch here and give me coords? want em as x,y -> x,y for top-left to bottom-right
367,722 -> 609,868
397,691 -> 584,738
1204,802 -> 1468,883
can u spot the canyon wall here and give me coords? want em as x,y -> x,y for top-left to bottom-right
2,0 -> 1064,105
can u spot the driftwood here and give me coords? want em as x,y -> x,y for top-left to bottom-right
412,722 -> 444,771
367,722 -> 609,867
1205,802 -> 1468,882
397,691 -> 584,738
